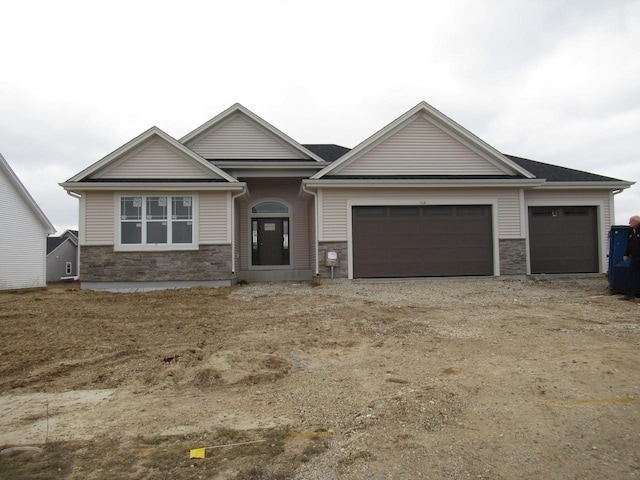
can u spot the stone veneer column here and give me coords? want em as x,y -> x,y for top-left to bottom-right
318,242 -> 349,279
499,239 -> 527,275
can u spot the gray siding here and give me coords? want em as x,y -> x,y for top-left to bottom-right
47,240 -> 78,282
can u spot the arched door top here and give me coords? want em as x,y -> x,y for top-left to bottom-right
252,201 -> 289,214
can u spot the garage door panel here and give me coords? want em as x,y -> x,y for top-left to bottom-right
529,206 -> 598,274
353,205 -> 493,278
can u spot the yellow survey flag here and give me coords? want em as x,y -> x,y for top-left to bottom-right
189,447 -> 206,459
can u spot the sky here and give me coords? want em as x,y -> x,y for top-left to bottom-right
1,0 -> 639,234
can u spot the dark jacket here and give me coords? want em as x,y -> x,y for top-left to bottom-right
625,227 -> 640,258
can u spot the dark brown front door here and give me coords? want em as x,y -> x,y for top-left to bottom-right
352,205 -> 493,278
252,218 -> 290,266
528,206 -> 598,274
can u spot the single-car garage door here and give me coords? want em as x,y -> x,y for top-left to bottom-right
528,206 -> 599,274
352,205 -> 493,278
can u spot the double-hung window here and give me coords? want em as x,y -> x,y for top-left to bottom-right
120,195 -> 193,247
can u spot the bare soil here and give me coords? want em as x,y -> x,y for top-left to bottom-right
0,277 -> 639,479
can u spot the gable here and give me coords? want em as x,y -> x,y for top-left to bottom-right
0,153 -> 54,233
314,101 -> 535,180
90,137 -> 221,180
332,114 -> 509,176
185,112 -> 310,160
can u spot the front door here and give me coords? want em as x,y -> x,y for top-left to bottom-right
252,218 -> 290,266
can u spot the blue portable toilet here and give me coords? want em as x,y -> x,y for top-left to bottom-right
608,225 -> 631,292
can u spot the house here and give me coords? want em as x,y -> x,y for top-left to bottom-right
60,102 -> 633,291
46,229 -> 79,282
1,152 -> 55,290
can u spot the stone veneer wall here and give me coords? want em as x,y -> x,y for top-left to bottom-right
318,242 -> 349,279
81,245 -> 232,282
499,239 -> 527,275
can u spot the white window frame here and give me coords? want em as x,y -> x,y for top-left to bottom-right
65,262 -> 73,275
115,193 -> 199,251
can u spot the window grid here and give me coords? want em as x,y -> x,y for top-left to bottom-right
120,195 -> 193,246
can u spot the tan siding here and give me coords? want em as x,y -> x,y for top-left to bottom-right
199,192 -> 229,244
234,200 -> 241,272
308,200 -> 317,271
93,138 -> 218,179
239,200 -> 249,271
187,113 -> 307,160
338,115 -> 506,176
84,192 -> 114,245
291,197 -> 310,270
320,187 -> 522,241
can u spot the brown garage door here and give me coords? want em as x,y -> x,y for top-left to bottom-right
528,206 -> 598,274
352,205 -> 493,278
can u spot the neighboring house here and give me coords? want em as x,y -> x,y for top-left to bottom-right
1,152 -> 55,290
60,102 -> 634,291
46,229 -> 79,282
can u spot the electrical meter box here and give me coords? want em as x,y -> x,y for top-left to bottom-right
326,251 -> 338,267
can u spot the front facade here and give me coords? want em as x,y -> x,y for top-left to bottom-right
1,153 -> 55,290
61,102 -> 633,291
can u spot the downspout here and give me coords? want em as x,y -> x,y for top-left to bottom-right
302,182 -> 320,276
230,187 -> 247,276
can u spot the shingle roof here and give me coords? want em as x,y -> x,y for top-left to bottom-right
304,145 -> 622,183
505,155 -> 624,182
47,236 -> 66,254
302,144 -> 351,163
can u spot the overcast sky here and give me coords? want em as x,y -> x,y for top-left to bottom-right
1,0 -> 638,233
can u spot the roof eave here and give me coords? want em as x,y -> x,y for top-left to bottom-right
60,181 -> 248,193
212,161 -> 330,169
532,181 -> 635,189
303,178 -> 545,188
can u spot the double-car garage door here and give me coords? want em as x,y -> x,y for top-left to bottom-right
352,205 -> 493,278
352,204 -> 599,278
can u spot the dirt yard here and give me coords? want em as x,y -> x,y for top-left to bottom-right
0,277 -> 639,479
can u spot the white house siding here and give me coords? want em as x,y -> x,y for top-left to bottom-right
186,113 -> 308,160
199,191 -> 229,244
237,178 -> 311,271
319,187 -> 522,241
524,189 -> 613,272
93,138 -> 216,179
338,115 -> 507,176
83,192 -> 115,245
0,171 -> 48,289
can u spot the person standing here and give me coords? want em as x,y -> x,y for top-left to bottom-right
622,215 -> 640,301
